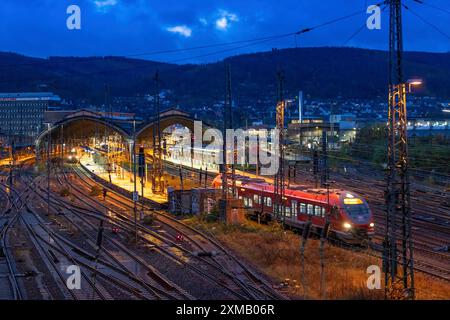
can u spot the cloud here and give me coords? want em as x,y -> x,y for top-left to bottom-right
166,25 -> 192,37
94,0 -> 118,8
215,10 -> 238,31
199,18 -> 208,26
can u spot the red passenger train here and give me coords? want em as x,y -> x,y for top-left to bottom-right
212,174 -> 375,244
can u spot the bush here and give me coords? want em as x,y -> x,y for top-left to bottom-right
90,186 -> 102,196
205,212 -> 219,222
143,214 -> 155,225
205,206 -> 220,222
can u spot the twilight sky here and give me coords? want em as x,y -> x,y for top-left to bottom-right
0,0 -> 448,63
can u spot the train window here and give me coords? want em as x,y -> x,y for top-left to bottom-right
253,194 -> 259,204
248,198 -> 253,207
321,207 -> 326,217
244,197 -> 248,207
344,203 -> 369,218
307,204 -> 314,215
300,203 -> 306,214
292,200 -> 298,214
285,206 -> 291,217
314,206 -> 322,217
266,197 -> 272,207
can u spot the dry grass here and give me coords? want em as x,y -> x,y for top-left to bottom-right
187,217 -> 450,300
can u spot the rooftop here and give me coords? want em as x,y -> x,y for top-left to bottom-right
0,92 -> 61,101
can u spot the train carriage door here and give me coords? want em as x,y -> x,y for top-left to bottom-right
253,194 -> 259,207
292,200 -> 298,218
285,205 -> 291,218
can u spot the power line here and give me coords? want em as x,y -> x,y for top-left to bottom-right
403,2 -> 450,40
0,3 -> 385,85
344,4 -> 389,45
411,0 -> 450,15
0,33 -> 296,70
0,36 -> 284,86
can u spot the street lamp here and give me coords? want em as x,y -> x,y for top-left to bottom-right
46,123 -> 51,216
407,79 -> 423,92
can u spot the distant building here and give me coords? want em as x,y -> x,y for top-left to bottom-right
287,116 -> 358,150
0,92 -> 61,145
407,117 -> 450,137
330,114 -> 357,130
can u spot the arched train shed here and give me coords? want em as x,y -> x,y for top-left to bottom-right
35,109 -> 212,152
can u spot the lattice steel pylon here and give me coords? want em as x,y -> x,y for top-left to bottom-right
225,64 -> 236,198
274,71 -> 285,221
152,72 -> 164,194
221,65 -> 230,200
383,0 -> 415,300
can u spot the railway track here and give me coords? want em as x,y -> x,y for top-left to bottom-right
144,158 -> 450,283
65,162 -> 285,300
164,160 -> 450,282
8,159 -> 272,299
289,166 -> 450,281
19,169 -> 193,300
0,185 -> 23,300
0,158 -> 194,300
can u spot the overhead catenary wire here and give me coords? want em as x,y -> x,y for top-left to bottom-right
344,4 -> 389,45
411,0 -> 450,15
403,1 -> 450,40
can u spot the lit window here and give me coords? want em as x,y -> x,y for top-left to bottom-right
292,200 -> 298,215
285,206 -> 291,217
300,203 -> 306,214
315,206 -> 322,217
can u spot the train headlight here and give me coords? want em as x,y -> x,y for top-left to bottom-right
343,222 -> 352,230
369,222 -> 375,228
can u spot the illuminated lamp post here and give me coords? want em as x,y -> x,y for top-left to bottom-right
384,77 -> 422,300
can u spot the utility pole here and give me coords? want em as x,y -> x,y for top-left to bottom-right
91,220 -> 104,300
152,72 -> 164,194
8,141 -> 14,185
138,146 -> 146,212
47,124 -> 51,217
321,127 -> 328,187
220,64 -> 234,220
8,105 -> 13,185
225,64 -> 236,198
313,149 -> 319,188
132,119 -> 138,244
221,67 -> 229,202
319,181 -> 331,299
383,0 -> 415,300
105,85 -> 113,183
274,70 -> 286,222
